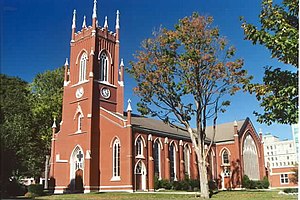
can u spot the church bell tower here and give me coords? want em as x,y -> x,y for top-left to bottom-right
50,1 -> 132,194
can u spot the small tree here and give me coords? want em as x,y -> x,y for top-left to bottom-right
290,164 -> 298,184
128,13 -> 251,198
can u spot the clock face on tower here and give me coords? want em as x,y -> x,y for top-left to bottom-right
101,87 -> 111,99
76,87 -> 84,98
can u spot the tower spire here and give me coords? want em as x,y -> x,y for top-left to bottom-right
92,0 -> 97,29
104,16 -> 108,29
82,15 -> 87,29
115,10 -> 120,30
72,10 -> 76,29
92,0 -> 97,19
71,9 -> 76,42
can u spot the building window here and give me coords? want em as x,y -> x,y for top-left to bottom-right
153,140 -> 161,179
135,161 -> 142,174
79,53 -> 87,82
280,174 -> 289,184
222,150 -> 230,165
223,167 -> 230,177
77,113 -> 83,133
100,52 -> 108,82
135,137 -> 143,157
184,145 -> 190,178
112,139 -> 120,178
169,143 -> 177,181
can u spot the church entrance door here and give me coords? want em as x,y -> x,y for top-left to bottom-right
75,169 -> 84,193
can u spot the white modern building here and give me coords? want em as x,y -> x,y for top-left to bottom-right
262,133 -> 298,188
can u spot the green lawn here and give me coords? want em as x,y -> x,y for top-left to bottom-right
35,190 -> 297,200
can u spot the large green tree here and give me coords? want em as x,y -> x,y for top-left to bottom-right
30,67 -> 64,154
241,0 -> 298,125
0,74 -> 34,195
128,13 -> 250,198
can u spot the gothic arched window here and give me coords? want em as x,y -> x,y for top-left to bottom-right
100,52 -> 108,82
79,53 -> 87,82
184,145 -> 190,178
169,143 -> 177,181
135,137 -> 143,157
153,140 -> 161,179
222,150 -> 229,165
112,139 -> 120,178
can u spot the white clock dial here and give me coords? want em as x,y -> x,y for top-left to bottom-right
101,87 -> 111,99
76,87 -> 84,98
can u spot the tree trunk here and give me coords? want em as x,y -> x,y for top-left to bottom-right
198,161 -> 210,198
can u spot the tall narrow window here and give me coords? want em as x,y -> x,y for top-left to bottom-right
222,150 -> 229,165
153,140 -> 161,179
100,52 -> 108,82
112,139 -> 120,178
79,53 -> 87,82
77,113 -> 83,133
184,145 -> 190,178
169,143 -> 176,181
136,137 -> 143,157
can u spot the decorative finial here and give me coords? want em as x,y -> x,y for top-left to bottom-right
259,128 -> 262,134
234,120 -> 238,126
115,10 -> 120,29
104,16 -> 108,28
72,9 -> 76,29
82,15 -> 87,29
127,99 -> 132,112
52,118 -> 57,129
64,58 -> 69,66
92,0 -> 97,19
120,58 -> 124,67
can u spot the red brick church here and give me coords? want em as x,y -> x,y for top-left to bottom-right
50,1 -> 266,194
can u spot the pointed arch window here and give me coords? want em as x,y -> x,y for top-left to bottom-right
153,140 -> 161,179
169,143 -> 177,181
222,150 -> 230,165
112,139 -> 120,179
100,52 -> 108,82
79,53 -> 87,82
135,137 -> 143,157
184,145 -> 190,178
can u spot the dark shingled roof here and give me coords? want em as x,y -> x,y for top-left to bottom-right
130,113 -> 247,143
205,119 -> 246,142
131,114 -> 190,140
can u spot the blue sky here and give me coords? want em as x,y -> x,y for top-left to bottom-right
1,0 -> 294,139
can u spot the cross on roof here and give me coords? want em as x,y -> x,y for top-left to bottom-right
77,151 -> 83,162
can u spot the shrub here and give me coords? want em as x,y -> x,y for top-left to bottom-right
154,176 -> 160,190
159,179 -> 172,190
190,179 -> 200,191
283,188 -> 298,193
28,184 -> 44,196
261,176 -> 270,189
242,175 -> 250,188
208,179 -> 218,191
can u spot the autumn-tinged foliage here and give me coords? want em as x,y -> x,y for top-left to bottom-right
128,13 -> 251,198
241,0 -> 298,125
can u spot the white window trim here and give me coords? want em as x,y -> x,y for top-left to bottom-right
153,141 -> 162,180
100,52 -> 109,82
184,146 -> 191,178
222,150 -> 230,166
79,53 -> 87,83
135,138 -> 144,158
280,174 -> 289,184
112,139 -> 120,179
